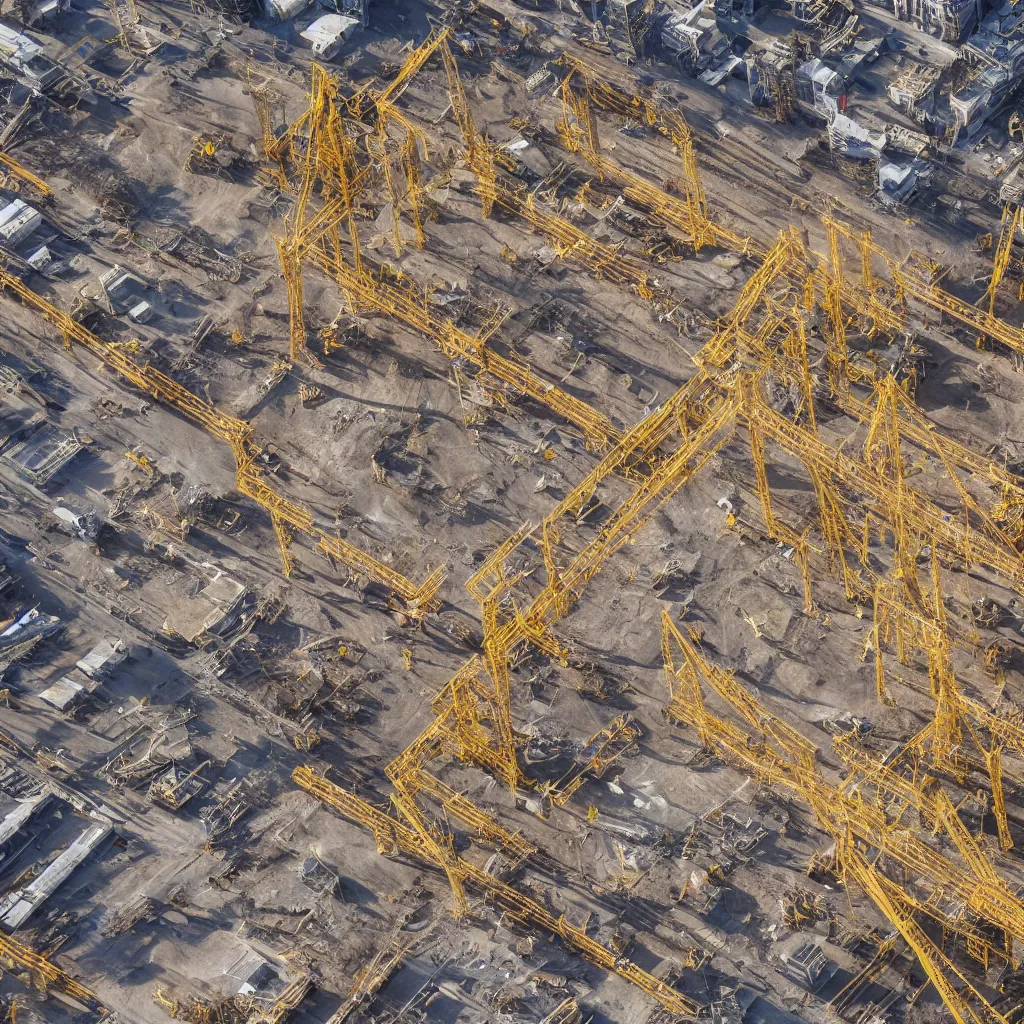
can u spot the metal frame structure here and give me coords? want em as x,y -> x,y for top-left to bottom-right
661,614 -> 1022,1024
0,268 -> 445,615
0,931 -> 103,1012
293,766 -> 703,1019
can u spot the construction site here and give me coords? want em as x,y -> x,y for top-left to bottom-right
5,0 -> 1024,1020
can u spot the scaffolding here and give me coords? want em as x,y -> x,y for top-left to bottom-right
293,766 -> 702,1019
864,569 -> 1024,853
246,976 -> 314,1024
439,368 -> 735,786
822,215 -> 1024,361
327,936 -> 411,1023
557,57 -> 724,253
0,932 -> 103,1012
540,998 -> 583,1024
979,203 -> 1024,342
265,44 -> 1024,1024
324,227 -> 1024,953
555,53 -> 755,257
305,247 -> 619,450
734,369 -> 1024,595
108,0 -> 143,53
663,610 -> 1024,1011
285,32 -> 1024,397
552,55 -> 1024,373
542,713 -> 642,808
156,987 -> 251,1023
278,32 -> 671,382
0,152 -> 51,199
0,267 -> 445,616
687,293 -> 1024,627
266,42 -> 622,444
661,619 -> 1024,1024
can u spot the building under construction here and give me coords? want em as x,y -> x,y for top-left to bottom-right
2,0 -> 1024,1022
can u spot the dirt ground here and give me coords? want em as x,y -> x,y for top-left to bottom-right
0,0 -> 1023,1021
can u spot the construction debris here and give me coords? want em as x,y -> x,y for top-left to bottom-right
0,2 -> 1023,1022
